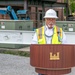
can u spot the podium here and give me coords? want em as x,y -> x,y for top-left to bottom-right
30,44 -> 75,75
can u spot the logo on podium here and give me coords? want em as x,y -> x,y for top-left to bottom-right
50,52 -> 60,60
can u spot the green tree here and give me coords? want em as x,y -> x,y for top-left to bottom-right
64,0 -> 75,15
70,1 -> 75,13
68,0 -> 75,14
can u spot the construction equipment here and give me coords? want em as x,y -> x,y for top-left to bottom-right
0,6 -> 30,20
0,6 -> 33,31
17,10 -> 30,20
0,6 -> 18,20
0,6 -> 33,48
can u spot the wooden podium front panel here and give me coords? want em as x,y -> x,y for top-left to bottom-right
74,45 -> 75,66
30,44 -> 74,69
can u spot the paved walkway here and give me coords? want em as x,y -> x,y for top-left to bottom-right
0,53 -> 38,75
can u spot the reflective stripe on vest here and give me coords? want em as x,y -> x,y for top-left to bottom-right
36,26 -> 63,44
36,26 -> 46,44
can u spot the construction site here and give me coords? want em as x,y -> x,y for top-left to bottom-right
0,0 -> 75,75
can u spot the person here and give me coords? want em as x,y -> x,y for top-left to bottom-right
31,9 -> 67,75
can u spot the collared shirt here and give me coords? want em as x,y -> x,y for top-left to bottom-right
31,25 -> 67,44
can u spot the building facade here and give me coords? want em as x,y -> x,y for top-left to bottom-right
0,0 -> 66,28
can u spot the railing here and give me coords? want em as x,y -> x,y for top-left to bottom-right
0,30 -> 35,44
0,30 -> 74,44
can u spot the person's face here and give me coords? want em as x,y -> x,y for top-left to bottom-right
45,18 -> 56,29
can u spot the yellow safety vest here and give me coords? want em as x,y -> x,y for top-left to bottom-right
36,26 -> 63,44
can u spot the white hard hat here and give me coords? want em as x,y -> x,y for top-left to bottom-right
44,9 -> 58,18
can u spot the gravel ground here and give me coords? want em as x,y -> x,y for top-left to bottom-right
0,53 -> 38,75
0,53 -> 75,75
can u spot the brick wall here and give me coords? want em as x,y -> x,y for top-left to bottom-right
57,0 -> 64,3
0,14 -> 10,19
31,7 -> 36,20
31,7 -> 37,28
